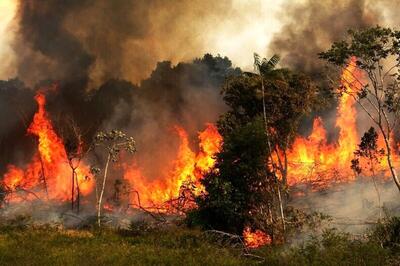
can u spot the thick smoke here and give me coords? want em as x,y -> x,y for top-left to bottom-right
0,0 -> 242,178
102,55 -> 240,181
15,1 -> 93,90
0,54 -> 240,176
269,0 -> 381,77
13,0 -> 237,89
268,0 -> 389,140
268,0 -> 400,223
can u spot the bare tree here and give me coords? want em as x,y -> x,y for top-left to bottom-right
92,130 -> 136,227
58,116 -> 91,213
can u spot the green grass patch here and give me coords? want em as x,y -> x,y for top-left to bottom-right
0,227 -> 246,266
0,225 -> 399,265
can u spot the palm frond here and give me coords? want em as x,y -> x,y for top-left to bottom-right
253,53 -> 262,71
253,53 -> 281,77
266,54 -> 280,69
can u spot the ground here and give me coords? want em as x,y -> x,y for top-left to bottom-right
0,227 -> 247,266
0,224 -> 398,265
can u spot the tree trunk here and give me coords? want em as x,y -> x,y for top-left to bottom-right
73,170 -> 80,214
276,183 -> 286,234
381,131 -> 400,192
76,173 -> 80,214
261,76 -> 286,238
39,155 -> 48,200
97,153 -> 111,227
71,169 -> 75,211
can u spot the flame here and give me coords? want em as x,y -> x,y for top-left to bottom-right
124,123 -> 222,208
3,92 -> 93,202
243,227 -> 271,248
286,57 -> 398,187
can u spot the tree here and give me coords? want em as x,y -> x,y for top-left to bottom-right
92,130 -> 136,227
191,56 -> 321,243
320,26 -> 400,192
351,127 -> 385,217
250,54 -> 321,187
253,53 -> 287,234
194,118 -> 273,234
55,115 -> 88,213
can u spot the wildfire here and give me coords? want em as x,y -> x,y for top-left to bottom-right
3,92 -> 93,202
285,57 -> 397,187
2,57 -> 397,249
123,123 -> 222,209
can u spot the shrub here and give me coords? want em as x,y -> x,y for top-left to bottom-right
370,216 -> 400,252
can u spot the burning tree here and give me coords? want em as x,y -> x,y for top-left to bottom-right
92,130 -> 136,227
320,26 -> 400,192
57,116 -> 90,213
191,57 -> 322,244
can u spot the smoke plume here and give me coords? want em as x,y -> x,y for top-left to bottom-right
269,0 -> 383,78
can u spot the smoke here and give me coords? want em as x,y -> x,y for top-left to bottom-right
269,0 -> 400,231
268,0 -> 400,139
101,55 -> 240,181
292,180 -> 400,235
15,1 -> 94,90
269,0 -> 382,78
12,0 -> 245,89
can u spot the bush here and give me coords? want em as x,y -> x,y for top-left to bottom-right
370,216 -> 400,252
258,229 -> 391,266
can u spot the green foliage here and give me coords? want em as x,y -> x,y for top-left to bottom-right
351,127 -> 384,175
220,66 -> 320,146
319,26 -> 400,67
192,118 -> 270,234
191,55 -> 322,239
370,216 -> 400,252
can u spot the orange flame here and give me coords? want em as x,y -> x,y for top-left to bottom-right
124,123 -> 222,208
286,57 -> 398,187
3,92 -> 93,202
243,227 -> 271,248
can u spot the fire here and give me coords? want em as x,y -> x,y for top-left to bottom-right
243,227 -> 272,248
286,57 -> 398,187
3,91 -> 93,202
196,123 -> 222,171
124,123 -> 222,208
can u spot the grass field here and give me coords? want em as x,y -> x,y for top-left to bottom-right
0,223 -> 398,265
0,226 -> 248,266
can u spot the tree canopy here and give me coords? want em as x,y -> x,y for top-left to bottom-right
190,55 -> 322,240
